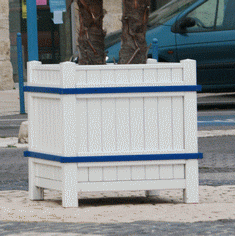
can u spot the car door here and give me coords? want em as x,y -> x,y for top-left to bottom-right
175,0 -> 235,91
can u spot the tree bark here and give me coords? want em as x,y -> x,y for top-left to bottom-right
77,0 -> 105,65
119,0 -> 150,64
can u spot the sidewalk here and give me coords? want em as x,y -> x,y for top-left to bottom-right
1,185 -> 235,223
0,89 -> 28,116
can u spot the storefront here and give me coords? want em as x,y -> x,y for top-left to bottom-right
8,0 -> 172,83
9,0 -> 74,82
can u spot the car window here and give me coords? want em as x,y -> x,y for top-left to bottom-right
186,0 -> 235,32
148,0 -> 198,27
186,0 -> 218,31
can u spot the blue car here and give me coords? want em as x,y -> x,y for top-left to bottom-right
105,0 -> 235,92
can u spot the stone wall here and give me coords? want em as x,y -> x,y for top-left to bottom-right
103,0 -> 122,34
0,0 -> 14,90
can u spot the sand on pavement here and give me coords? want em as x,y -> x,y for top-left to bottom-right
1,186 -> 235,223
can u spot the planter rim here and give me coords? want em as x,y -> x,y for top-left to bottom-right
25,151 -> 203,163
24,85 -> 202,94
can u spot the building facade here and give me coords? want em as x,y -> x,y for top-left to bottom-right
0,0 -> 14,90
0,0 -> 171,90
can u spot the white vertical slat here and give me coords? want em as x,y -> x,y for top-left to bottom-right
48,99 -> 55,150
54,99 -> 63,153
60,62 -> 77,156
172,68 -> 183,84
144,97 -> 158,150
116,69 -> 129,84
89,167 -> 103,181
158,69 -> 171,83
172,96 -> 184,150
77,167 -> 89,182
35,163 -> 40,177
143,69 -> 158,83
130,97 -> 144,151
47,70 -> 51,84
28,95 -> 35,149
75,70 -> 87,86
184,92 -> 197,153
117,166 -> 131,181
41,69 -> 46,85
159,165 -> 173,179
129,69 -> 143,84
61,95 -> 77,156
101,69 -> 116,85
87,70 -> 101,85
37,98 -> 43,151
144,59 -> 158,83
27,61 -> 42,84
183,160 -> 199,203
29,158 -> 44,200
101,98 -> 116,152
60,62 -> 76,88
116,98 -> 130,152
43,98 -> 50,152
146,165 -> 160,180
76,99 -> 88,153
87,99 -> 102,153
103,167 -> 117,181
181,59 -> 196,85
173,164 -> 185,179
158,97 -> 172,150
131,166 -> 145,180
62,163 -> 78,207
53,166 -> 62,181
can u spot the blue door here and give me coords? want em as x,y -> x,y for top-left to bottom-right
175,0 -> 235,91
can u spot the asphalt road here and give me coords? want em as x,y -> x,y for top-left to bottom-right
0,114 -> 27,137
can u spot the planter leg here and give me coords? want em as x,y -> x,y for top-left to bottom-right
62,164 -> 78,208
183,160 -> 199,203
145,190 -> 160,198
28,157 -> 44,200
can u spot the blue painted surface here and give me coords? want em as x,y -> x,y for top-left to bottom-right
16,33 -> 26,114
26,0 -> 38,61
198,115 -> 235,126
152,38 -> 158,61
24,85 -> 202,94
24,151 -> 203,163
49,0 -> 66,12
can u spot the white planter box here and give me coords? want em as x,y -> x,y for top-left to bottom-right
25,59 -> 202,207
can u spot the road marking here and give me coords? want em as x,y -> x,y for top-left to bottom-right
198,129 -> 235,137
0,119 -> 27,122
198,116 -> 235,126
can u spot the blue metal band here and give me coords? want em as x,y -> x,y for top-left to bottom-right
24,85 -> 202,94
24,151 -> 203,163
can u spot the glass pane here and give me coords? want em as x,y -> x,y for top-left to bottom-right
187,0 -> 217,31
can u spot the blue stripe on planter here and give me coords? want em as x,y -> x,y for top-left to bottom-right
24,85 -> 202,94
24,151 -> 203,163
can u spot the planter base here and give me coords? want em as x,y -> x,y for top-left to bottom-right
29,157 -> 199,208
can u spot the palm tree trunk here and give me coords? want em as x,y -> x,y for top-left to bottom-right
77,0 -> 105,65
119,0 -> 150,64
